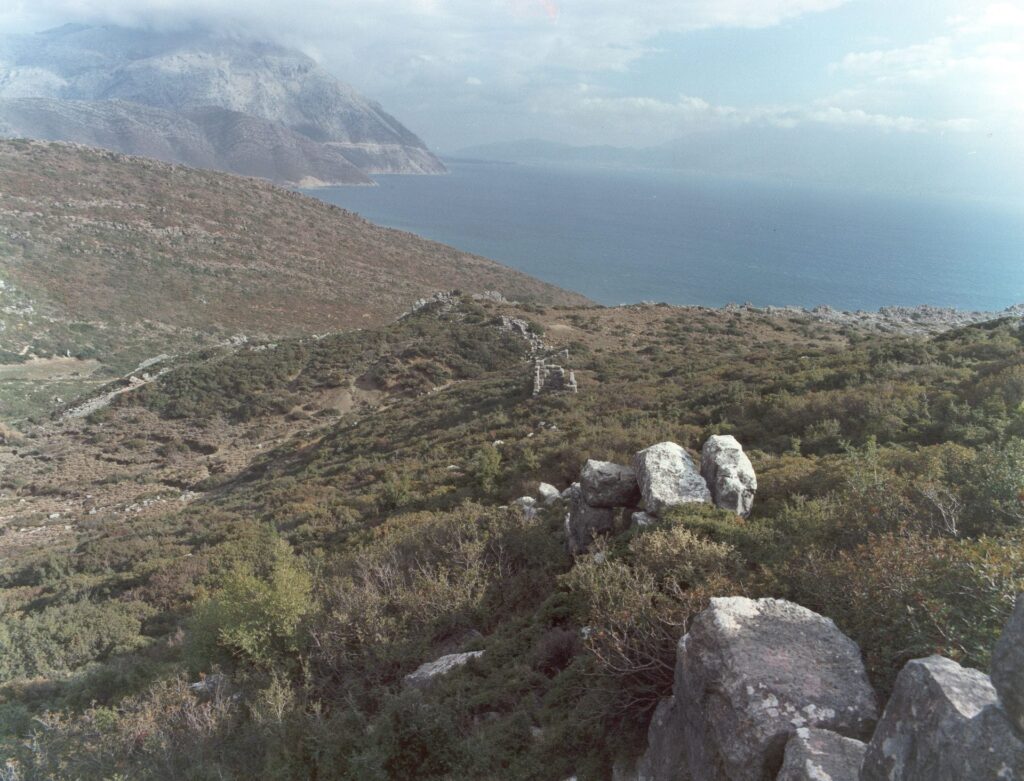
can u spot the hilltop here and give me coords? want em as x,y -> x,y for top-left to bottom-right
0,140 -> 587,421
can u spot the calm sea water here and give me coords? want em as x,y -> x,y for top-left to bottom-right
307,161 -> 1024,311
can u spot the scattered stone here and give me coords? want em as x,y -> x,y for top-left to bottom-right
861,655 -> 1024,781
561,482 -> 579,500
633,442 -> 711,516
514,496 -> 537,508
580,459 -> 641,508
403,651 -> 485,689
700,435 -> 757,517
642,597 -> 877,781
992,592 -> 1024,736
538,482 -> 561,504
776,728 -> 865,781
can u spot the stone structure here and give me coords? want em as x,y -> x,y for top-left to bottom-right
533,358 -> 578,396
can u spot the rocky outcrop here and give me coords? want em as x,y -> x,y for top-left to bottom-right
776,728 -> 865,781
700,435 -> 757,517
992,592 -> 1024,736
581,460 -> 641,508
403,651 -> 484,689
633,442 -> 711,517
860,655 -> 1024,780
637,597 -> 877,781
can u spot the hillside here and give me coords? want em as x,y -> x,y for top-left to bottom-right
0,140 -> 587,422
0,24 -> 445,182
0,292 -> 1021,779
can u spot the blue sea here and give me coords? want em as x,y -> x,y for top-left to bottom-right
306,161 -> 1024,311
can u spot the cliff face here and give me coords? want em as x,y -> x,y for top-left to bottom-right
0,24 -> 446,182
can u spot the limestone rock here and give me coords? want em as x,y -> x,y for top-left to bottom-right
635,696 -> 688,781
633,442 -> 711,516
860,655 -> 1024,781
403,651 -> 484,689
538,482 -> 561,504
564,490 -> 617,555
776,728 -> 865,781
700,435 -> 757,517
632,511 -> 656,528
580,459 -> 641,508
672,597 -> 877,781
992,592 -> 1024,736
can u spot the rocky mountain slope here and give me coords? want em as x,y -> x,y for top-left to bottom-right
0,140 -> 587,421
0,24 -> 445,183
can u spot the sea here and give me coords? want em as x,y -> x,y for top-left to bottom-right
306,160 -> 1024,311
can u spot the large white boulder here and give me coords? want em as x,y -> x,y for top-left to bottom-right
632,442 -> 711,517
639,597 -> 877,781
860,655 -> 1024,781
700,435 -> 757,517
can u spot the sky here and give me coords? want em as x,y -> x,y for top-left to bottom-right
2,0 -> 1023,188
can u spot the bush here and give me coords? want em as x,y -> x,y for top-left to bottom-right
188,538 -> 313,672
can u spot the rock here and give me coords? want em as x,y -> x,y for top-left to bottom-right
633,442 -> 711,516
538,482 -> 561,504
561,482 -> 580,500
776,728 -> 865,781
647,597 -> 877,781
564,491 -> 617,555
632,511 -> 656,528
635,696 -> 688,781
992,592 -> 1024,736
403,651 -> 485,689
700,435 -> 757,517
860,655 -> 1024,781
514,496 -> 537,508
580,459 -> 641,508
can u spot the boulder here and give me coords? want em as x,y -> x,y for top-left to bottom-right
776,728 -> 865,781
992,592 -> 1024,736
700,435 -> 757,517
564,490 -> 617,555
634,696 -> 688,781
670,597 -> 877,781
580,459 -> 641,508
633,442 -> 711,516
403,650 -> 484,689
538,482 -> 561,505
860,655 -> 1024,781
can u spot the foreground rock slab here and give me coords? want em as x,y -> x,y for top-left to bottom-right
776,728 -> 865,781
860,655 -> 1024,781
992,592 -> 1024,736
580,459 -> 641,508
700,435 -> 757,517
640,597 -> 877,781
403,651 -> 484,689
633,442 -> 711,516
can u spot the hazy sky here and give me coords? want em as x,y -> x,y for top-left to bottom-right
2,0 -> 1023,158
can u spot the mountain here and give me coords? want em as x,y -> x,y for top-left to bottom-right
0,140 -> 587,420
0,24 -> 446,183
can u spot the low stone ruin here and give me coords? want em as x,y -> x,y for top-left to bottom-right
622,593 -> 1024,781
533,358 -> 578,396
557,437 -> 756,554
